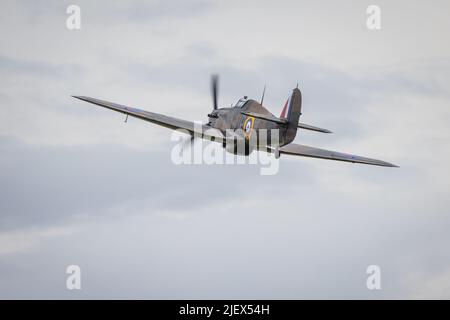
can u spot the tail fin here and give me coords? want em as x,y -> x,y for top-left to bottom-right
280,87 -> 302,144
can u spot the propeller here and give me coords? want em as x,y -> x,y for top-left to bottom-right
211,74 -> 219,110
208,74 -> 219,119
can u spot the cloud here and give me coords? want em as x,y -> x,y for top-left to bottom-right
405,268 -> 450,299
0,0 -> 450,299
0,136 -> 319,231
0,225 -> 74,256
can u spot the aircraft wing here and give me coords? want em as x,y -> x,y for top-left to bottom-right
72,96 -> 225,142
277,143 -> 398,167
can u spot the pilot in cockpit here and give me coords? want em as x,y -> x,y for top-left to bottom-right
235,96 -> 248,107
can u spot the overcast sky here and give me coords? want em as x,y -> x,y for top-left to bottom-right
1,0 -> 450,299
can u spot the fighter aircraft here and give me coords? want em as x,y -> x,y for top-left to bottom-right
72,75 -> 397,167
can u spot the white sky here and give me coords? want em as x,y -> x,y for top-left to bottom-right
0,0 -> 450,298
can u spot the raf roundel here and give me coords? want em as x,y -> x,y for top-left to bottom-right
243,117 -> 254,138
245,119 -> 252,133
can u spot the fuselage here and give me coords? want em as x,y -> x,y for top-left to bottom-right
207,98 -> 288,149
206,88 -> 302,155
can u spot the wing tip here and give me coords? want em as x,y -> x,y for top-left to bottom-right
71,95 -> 87,102
367,160 -> 399,168
385,162 -> 400,168
354,157 -> 399,168
71,95 -> 88,101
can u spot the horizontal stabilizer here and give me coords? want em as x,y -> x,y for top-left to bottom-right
241,112 -> 287,124
298,123 -> 332,133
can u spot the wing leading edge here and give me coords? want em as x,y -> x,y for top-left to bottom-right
277,143 -> 398,167
72,96 -> 225,141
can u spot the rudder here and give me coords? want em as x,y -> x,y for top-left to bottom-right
280,87 -> 302,145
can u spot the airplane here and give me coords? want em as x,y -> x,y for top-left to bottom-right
72,75 -> 397,167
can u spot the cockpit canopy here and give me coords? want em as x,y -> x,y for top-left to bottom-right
235,96 -> 248,108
